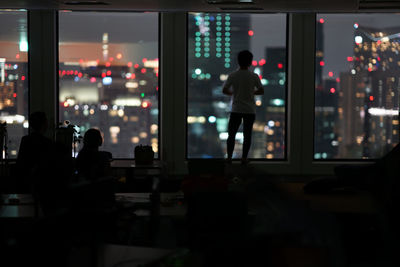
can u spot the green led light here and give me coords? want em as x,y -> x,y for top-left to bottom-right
204,21 -> 209,26
205,16 -> 209,20
204,37 -> 210,41
216,32 -> 222,37
199,74 -> 205,79
195,42 -> 201,47
225,53 -> 230,57
225,42 -> 230,46
225,22 -> 230,26
225,27 -> 230,31
204,42 -> 209,47
205,32 -> 210,36
204,53 -> 210,58
192,73 -> 197,79
204,47 -> 210,52
216,42 -> 221,47
225,63 -> 230,68
195,32 -> 201,37
225,16 -> 230,21
225,47 -> 230,52
195,37 -> 201,41
141,93 -> 145,98
225,37 -> 230,41
195,21 -> 200,26
217,16 -> 222,20
216,26 -> 222,31
205,73 -> 211,79
225,58 -> 230,62
225,32 -> 230,37
216,47 -> 222,52
195,53 -> 201,58
216,53 -> 222,57
216,37 -> 222,42
195,47 -> 201,52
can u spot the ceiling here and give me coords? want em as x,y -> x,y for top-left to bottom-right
0,0 -> 398,13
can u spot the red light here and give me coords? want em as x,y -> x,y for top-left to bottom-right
277,63 -> 283,69
368,67 -> 372,72
106,70 -> 111,76
259,59 -> 266,66
62,70 -> 66,75
21,75 -> 25,81
109,57 -> 114,62
336,78 -> 340,83
90,77 -> 96,83
156,72 -> 159,77
252,60 -> 257,66
63,101 -> 69,107
142,58 -> 147,63
13,93 -> 17,98
79,59 -> 84,64
330,88 -> 336,93
319,18 -> 325,24
319,61 -> 325,66
127,62 -> 132,67
134,64 -> 139,68
377,40 -> 381,45
248,30 -> 254,36
16,54 -> 20,59
74,70 -> 78,75
106,62 -> 111,67
156,87 -> 159,91
369,96 -> 374,101
131,74 -> 136,79
328,71 -> 333,77
377,57 -> 381,61
347,57 -> 353,62
101,73 -> 106,78
141,68 -> 146,74
141,101 -> 150,108
59,70 -> 62,75
78,72 -> 82,78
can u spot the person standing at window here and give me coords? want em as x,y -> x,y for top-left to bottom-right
222,50 -> 264,164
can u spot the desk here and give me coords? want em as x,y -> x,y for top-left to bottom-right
275,182 -> 379,214
111,160 -> 165,192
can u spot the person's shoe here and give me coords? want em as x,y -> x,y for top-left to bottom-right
241,158 -> 250,165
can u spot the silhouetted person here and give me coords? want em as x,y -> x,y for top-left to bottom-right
76,128 -> 112,180
17,111 -> 54,192
223,50 -> 264,164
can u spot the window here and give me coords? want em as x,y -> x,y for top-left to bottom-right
59,12 -> 159,158
0,10 -> 29,159
187,13 -> 287,159
315,14 -> 400,159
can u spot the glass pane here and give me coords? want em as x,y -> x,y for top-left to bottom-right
315,14 -> 400,159
59,12 -> 159,158
0,10 -> 29,159
187,13 -> 287,159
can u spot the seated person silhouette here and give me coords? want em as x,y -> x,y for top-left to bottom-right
76,128 -> 112,180
17,111 -> 55,192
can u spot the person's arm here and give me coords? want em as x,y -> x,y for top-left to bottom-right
223,86 -> 233,96
254,75 -> 264,95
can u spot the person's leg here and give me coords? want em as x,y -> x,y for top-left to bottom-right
227,113 -> 242,159
242,113 -> 255,161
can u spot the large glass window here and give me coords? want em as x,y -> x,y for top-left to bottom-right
315,14 -> 400,159
187,13 -> 287,159
59,12 -> 159,158
0,10 -> 29,159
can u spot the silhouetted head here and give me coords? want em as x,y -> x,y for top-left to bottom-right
237,50 -> 253,68
83,128 -> 103,149
29,111 -> 48,134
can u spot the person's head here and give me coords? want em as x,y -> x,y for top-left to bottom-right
83,128 -> 103,149
29,111 -> 48,134
237,50 -> 253,68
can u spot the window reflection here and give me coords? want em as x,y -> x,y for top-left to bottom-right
59,12 -> 159,158
187,13 -> 287,159
0,10 -> 29,158
315,14 -> 400,159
